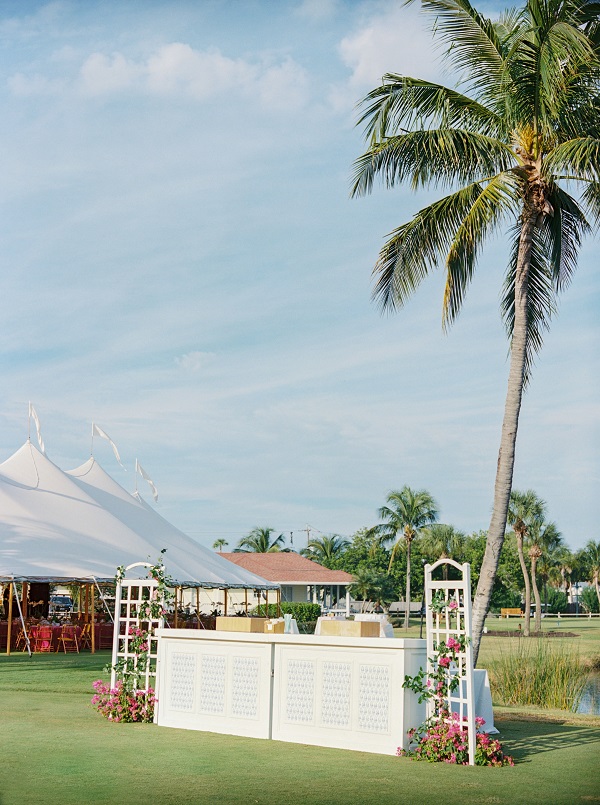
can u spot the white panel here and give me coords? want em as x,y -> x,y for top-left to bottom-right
358,664 -> 389,732
199,654 -> 226,714
321,661 -> 351,728
231,656 -> 260,719
169,652 -> 196,712
285,659 -> 315,724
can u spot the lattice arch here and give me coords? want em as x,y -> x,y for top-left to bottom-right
110,562 -> 165,694
424,558 -> 476,766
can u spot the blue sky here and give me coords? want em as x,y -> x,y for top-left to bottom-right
0,0 -> 597,553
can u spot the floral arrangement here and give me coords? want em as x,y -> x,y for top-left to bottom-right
91,679 -> 156,723
400,590 -> 514,766
398,713 -> 514,766
92,553 -> 171,723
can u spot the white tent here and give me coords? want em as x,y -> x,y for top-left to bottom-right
0,441 -> 277,589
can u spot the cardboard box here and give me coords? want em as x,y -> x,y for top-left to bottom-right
319,619 -> 380,638
216,616 -> 267,633
263,619 -> 285,634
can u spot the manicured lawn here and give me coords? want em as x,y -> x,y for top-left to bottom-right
1,652 -> 599,804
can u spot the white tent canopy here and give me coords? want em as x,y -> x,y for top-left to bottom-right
0,441 -> 277,589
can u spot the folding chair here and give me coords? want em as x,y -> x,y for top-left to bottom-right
79,622 -> 92,650
34,625 -> 53,653
57,624 -> 80,653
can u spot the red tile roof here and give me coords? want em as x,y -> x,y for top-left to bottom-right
219,552 -> 352,584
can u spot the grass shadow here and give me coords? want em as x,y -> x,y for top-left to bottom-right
500,719 -> 600,763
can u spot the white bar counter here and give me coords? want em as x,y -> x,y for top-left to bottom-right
155,628 -> 426,755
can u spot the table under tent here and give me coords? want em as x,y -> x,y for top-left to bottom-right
0,441 -> 279,655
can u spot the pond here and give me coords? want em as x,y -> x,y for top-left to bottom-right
577,673 -> 600,715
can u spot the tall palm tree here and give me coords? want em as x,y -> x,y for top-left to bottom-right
212,538 -> 229,551
352,0 -> 600,663
507,489 -> 545,636
301,534 -> 349,567
371,486 -> 438,628
527,519 -> 562,632
582,539 -> 600,608
234,527 -> 285,553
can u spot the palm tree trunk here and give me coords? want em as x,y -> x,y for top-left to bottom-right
516,535 -> 532,637
471,209 -> 537,665
404,540 -> 412,630
594,571 -> 600,608
531,555 -> 542,633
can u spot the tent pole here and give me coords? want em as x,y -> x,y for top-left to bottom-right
78,584 -> 82,620
22,581 -> 28,620
196,588 -> 200,628
244,588 -> 248,615
174,587 -> 178,628
84,584 -> 90,623
223,588 -> 228,616
265,589 -> 269,619
277,587 -> 281,618
91,584 -> 96,653
6,582 -> 13,655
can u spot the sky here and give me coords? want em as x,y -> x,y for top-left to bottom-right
0,0 -> 597,554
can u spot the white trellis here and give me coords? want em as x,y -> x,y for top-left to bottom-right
110,562 -> 165,693
424,559 -> 476,766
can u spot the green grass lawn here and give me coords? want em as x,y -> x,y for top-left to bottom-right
1,651 -> 599,805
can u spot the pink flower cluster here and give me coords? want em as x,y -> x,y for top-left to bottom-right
445,636 -> 461,652
91,679 -> 156,723
398,711 -> 514,767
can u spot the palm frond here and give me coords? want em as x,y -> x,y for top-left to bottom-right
545,185 -> 590,291
443,172 -> 520,325
351,129 -> 513,196
581,181 -> 600,226
356,75 -> 500,140
417,0 -> 510,106
546,137 -> 600,182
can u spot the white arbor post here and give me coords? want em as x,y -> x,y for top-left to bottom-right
110,562 -> 165,693
424,559 -> 476,766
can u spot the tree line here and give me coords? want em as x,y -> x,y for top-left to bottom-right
214,485 -> 600,631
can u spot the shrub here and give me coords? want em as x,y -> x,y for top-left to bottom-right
488,639 -> 589,711
398,713 -> 514,766
91,679 -> 156,723
252,602 -> 321,623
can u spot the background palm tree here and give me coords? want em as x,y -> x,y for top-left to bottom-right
352,0 -> 600,663
301,534 -> 349,568
370,486 -> 438,628
508,489 -> 545,636
527,519 -> 562,632
582,540 -> 600,609
234,527 -> 285,553
212,538 -> 228,551
348,567 -> 396,612
420,523 -> 466,578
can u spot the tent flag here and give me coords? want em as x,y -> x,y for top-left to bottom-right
28,402 -> 45,454
136,459 -> 158,502
92,423 -> 125,469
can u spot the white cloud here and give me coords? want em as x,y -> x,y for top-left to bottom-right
296,0 -> 339,22
79,52 -> 142,95
174,351 -> 216,373
9,41 -> 309,111
257,57 -> 310,110
145,43 -> 256,99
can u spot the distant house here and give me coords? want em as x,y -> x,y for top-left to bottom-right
219,552 -> 353,615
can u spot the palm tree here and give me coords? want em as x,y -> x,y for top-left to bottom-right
212,538 -> 229,551
527,519 -> 562,632
301,534 -> 349,567
370,486 -> 438,628
582,540 -> 600,609
420,524 -> 466,578
352,0 -> 600,663
349,567 -> 396,612
234,527 -> 285,553
507,489 -> 545,636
